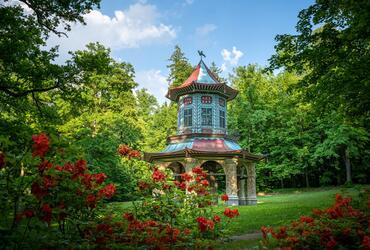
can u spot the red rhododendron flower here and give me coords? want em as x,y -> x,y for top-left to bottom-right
128,150 -> 141,159
31,134 -> 49,158
98,183 -> 116,199
174,180 -> 186,190
183,228 -> 191,235
123,212 -> 135,221
261,226 -> 271,239
97,224 -> 113,235
326,237 -> 336,250
0,152 -> 5,169
152,168 -> 166,182
192,166 -> 203,174
221,194 -> 229,201
363,236 -> 370,249
200,179 -> 209,187
41,203 -> 52,224
118,144 -> 130,156
86,194 -> 96,208
63,162 -> 74,173
223,208 -> 239,218
181,173 -> 193,182
93,173 -> 107,184
38,160 -> 52,173
31,182 -> 47,199
213,215 -> 221,222
74,159 -> 87,174
138,180 -> 149,190
82,173 -> 93,189
300,216 -> 314,223
43,175 -> 55,189
24,210 -> 34,218
312,208 -> 323,215
196,217 -> 214,232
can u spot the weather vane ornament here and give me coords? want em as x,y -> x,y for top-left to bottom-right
198,50 -> 206,59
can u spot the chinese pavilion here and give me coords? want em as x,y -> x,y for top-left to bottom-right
144,57 -> 264,206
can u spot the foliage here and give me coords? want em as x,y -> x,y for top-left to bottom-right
269,0 -> 370,120
0,134 -> 116,249
167,45 -> 193,87
260,192 -> 370,250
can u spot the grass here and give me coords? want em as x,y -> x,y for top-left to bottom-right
107,185 -> 367,249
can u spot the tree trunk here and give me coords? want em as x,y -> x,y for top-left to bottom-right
344,147 -> 352,183
305,171 -> 310,188
280,178 -> 284,189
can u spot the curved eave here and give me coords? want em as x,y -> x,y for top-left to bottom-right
166,83 -> 238,102
144,149 -> 264,163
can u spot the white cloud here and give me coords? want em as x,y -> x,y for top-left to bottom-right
195,24 -> 217,36
184,0 -> 194,5
135,70 -> 168,104
220,46 -> 244,71
47,3 -> 176,62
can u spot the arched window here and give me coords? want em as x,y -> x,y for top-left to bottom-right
201,96 -> 212,104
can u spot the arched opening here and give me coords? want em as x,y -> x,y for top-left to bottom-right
167,162 -> 185,181
200,161 -> 226,195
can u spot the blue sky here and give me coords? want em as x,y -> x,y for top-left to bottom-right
48,0 -> 314,103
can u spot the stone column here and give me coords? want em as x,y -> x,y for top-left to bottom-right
238,166 -> 247,205
224,158 -> 239,206
184,157 -> 198,173
246,161 -> 257,205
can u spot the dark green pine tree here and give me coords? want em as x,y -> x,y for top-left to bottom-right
166,45 -> 193,88
209,62 -> 226,83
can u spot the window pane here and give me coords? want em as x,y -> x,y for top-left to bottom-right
201,96 -> 212,104
184,109 -> 192,127
219,98 -> 225,107
201,108 -> 212,126
219,110 -> 225,128
183,97 -> 192,105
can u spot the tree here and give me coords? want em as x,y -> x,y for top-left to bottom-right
269,0 -> 370,119
209,62 -> 226,83
269,0 -> 370,183
167,45 -> 193,87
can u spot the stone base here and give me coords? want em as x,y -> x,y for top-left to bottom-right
226,195 -> 239,206
246,197 -> 257,205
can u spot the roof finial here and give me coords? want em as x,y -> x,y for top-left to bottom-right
198,50 -> 206,60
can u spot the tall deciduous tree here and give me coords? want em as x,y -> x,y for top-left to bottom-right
269,0 -> 370,183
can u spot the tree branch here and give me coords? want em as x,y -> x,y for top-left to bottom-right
0,82 -> 60,97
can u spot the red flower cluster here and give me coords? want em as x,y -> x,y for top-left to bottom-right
41,203 -> 52,225
174,180 -> 186,190
32,134 -> 49,158
221,194 -> 229,202
152,168 -> 166,182
0,151 -> 5,169
261,193 -> 370,250
213,215 -> 221,222
196,217 -> 214,232
117,144 -> 141,159
98,183 -> 116,199
223,208 -> 239,218
181,173 -> 192,182
187,166 -> 209,195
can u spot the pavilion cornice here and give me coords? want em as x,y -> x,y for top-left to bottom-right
144,149 -> 265,163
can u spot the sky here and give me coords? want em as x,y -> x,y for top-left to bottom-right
46,0 -> 314,103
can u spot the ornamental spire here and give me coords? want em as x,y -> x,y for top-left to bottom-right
198,50 -> 206,60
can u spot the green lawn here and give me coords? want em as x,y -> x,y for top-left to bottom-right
216,186 -> 364,236
107,186 -> 367,249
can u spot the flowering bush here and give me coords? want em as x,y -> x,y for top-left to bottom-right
0,134 -> 116,248
0,135 -> 239,249
260,192 -> 370,250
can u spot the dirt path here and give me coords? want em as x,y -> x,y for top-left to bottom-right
230,231 -> 262,241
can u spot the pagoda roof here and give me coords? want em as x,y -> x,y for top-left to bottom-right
166,60 -> 238,101
144,137 -> 265,162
